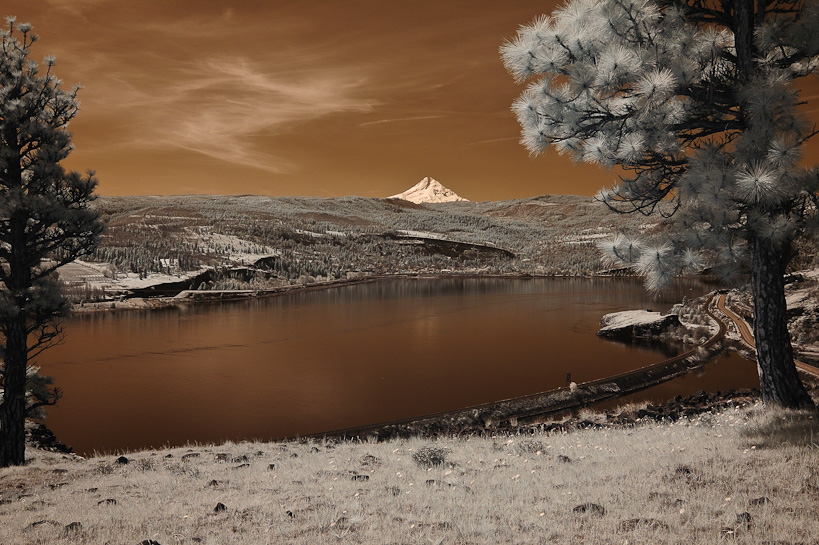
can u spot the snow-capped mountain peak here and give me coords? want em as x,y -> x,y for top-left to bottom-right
388,177 -> 469,204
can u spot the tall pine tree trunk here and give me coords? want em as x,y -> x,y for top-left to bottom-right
750,236 -> 814,408
0,319 -> 27,466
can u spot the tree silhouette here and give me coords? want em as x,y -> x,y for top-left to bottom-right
502,0 -> 818,407
1,17 -> 103,466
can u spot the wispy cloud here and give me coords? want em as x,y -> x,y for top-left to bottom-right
466,137 -> 519,146
81,53 -> 377,173
358,115 -> 445,127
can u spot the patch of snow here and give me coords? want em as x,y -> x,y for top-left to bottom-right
395,229 -> 446,240
388,177 -> 469,204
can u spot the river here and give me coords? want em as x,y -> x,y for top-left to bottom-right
37,277 -> 759,455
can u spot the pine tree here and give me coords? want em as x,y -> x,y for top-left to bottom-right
502,0 -> 818,407
1,18 -> 103,466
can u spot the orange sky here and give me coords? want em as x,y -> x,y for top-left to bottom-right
4,1 -> 819,201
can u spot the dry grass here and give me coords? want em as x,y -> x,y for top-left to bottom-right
2,404 -> 818,544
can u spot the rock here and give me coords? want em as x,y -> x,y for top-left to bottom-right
351,474 -> 369,482
232,455 -> 248,463
25,520 -> 61,531
139,540 -> 162,545
557,455 -> 572,463
749,496 -> 771,505
215,453 -> 230,462
232,463 -> 250,469
98,498 -> 118,506
164,454 -> 173,459
268,463 -> 276,470
360,454 -> 380,467
573,503 -> 606,516
64,522 -> 83,533
115,456 -> 130,465
720,526 -> 737,537
286,510 -> 296,518
207,480 -> 219,487
598,310 -> 681,339
619,518 -> 669,531
387,486 -> 401,496
181,452 -> 200,460
214,502 -> 227,513
735,512 -> 752,529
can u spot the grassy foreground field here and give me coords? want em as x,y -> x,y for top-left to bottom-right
2,403 -> 818,544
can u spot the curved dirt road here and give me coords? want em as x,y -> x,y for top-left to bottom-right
716,293 -> 819,378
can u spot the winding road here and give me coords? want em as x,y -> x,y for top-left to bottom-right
716,293 -> 819,379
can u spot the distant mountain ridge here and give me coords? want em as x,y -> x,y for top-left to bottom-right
388,177 -> 469,204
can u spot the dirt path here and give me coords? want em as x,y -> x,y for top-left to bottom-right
716,293 -> 819,378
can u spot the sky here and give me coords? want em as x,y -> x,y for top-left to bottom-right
4,1 -> 819,202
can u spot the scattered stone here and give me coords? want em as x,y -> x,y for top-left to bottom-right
360,454 -> 380,467
25,520 -> 61,531
290,453 -> 299,458
517,439 -> 544,453
619,518 -> 669,531
49,482 -> 68,489
164,454 -> 173,459
233,463 -> 250,469
115,456 -> 130,465
749,496 -> 771,506
351,473 -> 369,482
573,503 -> 606,516
557,455 -> 571,463
215,453 -> 230,462
286,510 -> 296,518
232,455 -> 248,463
214,502 -> 227,513
52,468 -> 69,475
181,452 -> 200,460
720,526 -> 737,538
311,446 -> 320,453
64,522 -> 83,533
139,540 -> 162,545
674,465 -> 693,476
85,488 -> 98,493
98,498 -> 118,506
207,480 -> 219,487
387,486 -> 401,496
267,463 -> 276,470
735,512 -> 753,529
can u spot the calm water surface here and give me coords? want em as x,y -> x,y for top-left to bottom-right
37,277 -> 758,455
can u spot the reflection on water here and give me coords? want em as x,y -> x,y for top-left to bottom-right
37,277 -> 758,455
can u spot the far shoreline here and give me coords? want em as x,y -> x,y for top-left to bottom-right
68,270 -> 684,315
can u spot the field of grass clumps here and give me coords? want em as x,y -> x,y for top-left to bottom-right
1,403 -> 818,544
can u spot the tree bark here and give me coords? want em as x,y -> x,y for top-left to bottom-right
0,317 -> 28,466
751,236 -> 814,408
